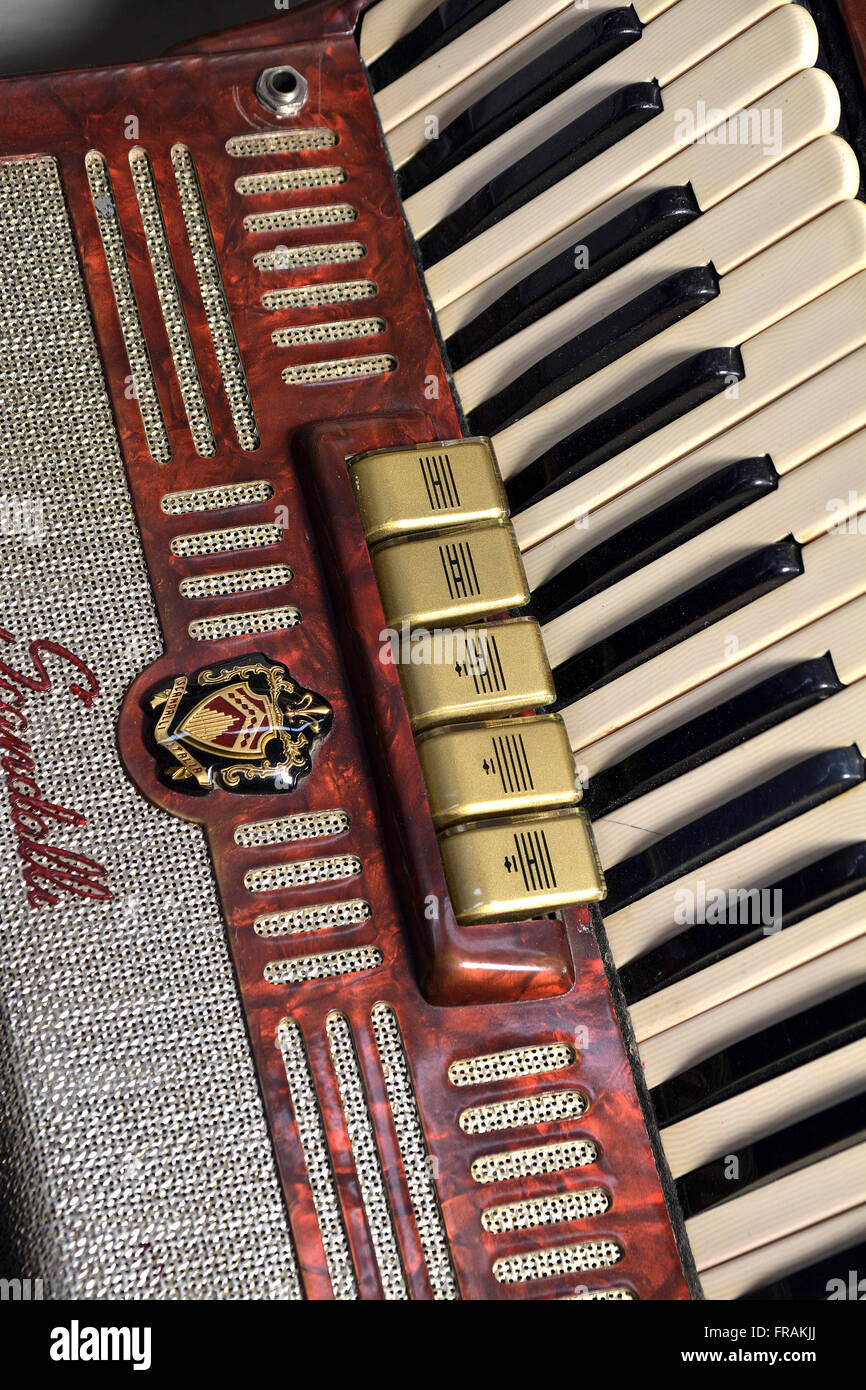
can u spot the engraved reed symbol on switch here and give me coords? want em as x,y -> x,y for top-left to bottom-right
148,653 -> 332,794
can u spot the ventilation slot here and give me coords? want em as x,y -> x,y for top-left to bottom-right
565,1288 -> 636,1300
171,523 -> 282,557
255,242 -> 365,272
254,900 -> 372,937
246,855 -> 361,892
172,145 -> 260,452
493,1240 -> 623,1285
180,565 -> 292,599
283,354 -> 395,386
271,318 -> 386,349
162,481 -> 274,515
448,1043 -> 576,1087
482,1189 -> 611,1235
276,1019 -> 357,1299
128,147 -> 214,456
227,129 -> 338,157
265,947 -> 382,985
236,810 -> 350,848
371,1004 -> 459,1301
236,167 -> 346,195
263,280 -> 377,310
459,1090 -> 588,1136
326,1014 -> 409,1301
189,606 -> 301,641
471,1139 -> 599,1186
244,204 -> 357,233
85,152 -> 170,464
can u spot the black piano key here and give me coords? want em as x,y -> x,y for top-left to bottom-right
552,539 -> 804,707
677,1094 -> 866,1218
397,7 -> 644,198
650,983 -> 866,1129
620,843 -> 866,1005
418,80 -> 663,265
506,346 -> 745,513
739,1240 -> 866,1300
533,455 -> 778,629
468,264 -> 720,437
586,656 -> 844,821
603,746 -> 866,916
447,184 -> 701,370
367,0 -> 503,92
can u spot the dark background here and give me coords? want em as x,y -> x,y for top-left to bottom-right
0,0 -> 282,75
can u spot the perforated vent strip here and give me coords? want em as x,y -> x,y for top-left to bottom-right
271,318 -> 386,349
276,1020 -> 357,1299
471,1139 -> 598,1185
84,152 -> 170,464
459,1089 -> 588,1136
254,900 -> 372,938
265,948 -> 382,985
448,1043 -> 576,1087
236,810 -> 350,848
172,145 -> 260,453
189,607 -> 301,642
246,856 -> 362,893
493,1240 -> 623,1285
235,167 -> 346,195
262,281 -> 377,310
565,1288 -> 636,1300
244,205 -> 357,233
171,523 -> 282,557
162,481 -> 274,515
255,243 -> 365,272
283,355 -> 395,385
326,1015 -> 409,1301
227,129 -> 338,156
128,147 -> 215,456
180,565 -> 292,599
371,1004 -> 459,1301
482,1189 -> 611,1235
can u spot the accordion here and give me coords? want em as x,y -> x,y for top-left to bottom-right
1,0 -> 864,1303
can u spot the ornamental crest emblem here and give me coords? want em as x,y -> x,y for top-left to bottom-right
148,654 -> 333,793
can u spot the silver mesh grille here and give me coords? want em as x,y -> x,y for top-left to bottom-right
492,1240 -> 623,1285
481,1189 -> 611,1234
282,354 -> 395,385
236,810 -> 350,848
172,144 -> 260,452
262,281 -> 377,310
245,855 -> 362,892
471,1140 -> 599,1185
448,1043 -> 576,1087
276,1020 -> 358,1299
128,147 -> 215,456
0,155 -> 300,1299
244,204 -> 357,233
271,318 -> 386,348
371,1004 -> 459,1300
161,481 -> 274,515
180,565 -> 292,599
84,152 -> 170,463
265,947 -> 383,986
565,1288 -> 636,1300
235,167 -> 346,195
227,130 -> 337,156
254,900 -> 372,937
171,523 -> 282,557
326,1014 -> 409,1300
458,1089 -> 588,1136
188,606 -> 302,642
254,242 -> 365,272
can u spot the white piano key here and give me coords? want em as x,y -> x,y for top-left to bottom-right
605,782 -> 866,966
360,0 -> 443,63
513,271 -> 866,549
593,678 -> 866,867
437,66 -> 841,338
544,430 -> 866,667
424,5 -> 818,309
687,1140 -> 866,1273
699,1201 -> 866,1299
632,893 -> 866,1045
661,1038 -> 866,1179
457,133 -> 858,412
523,341 -> 866,590
640,936 -> 866,1087
493,199 -> 866,479
404,0 -> 788,239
